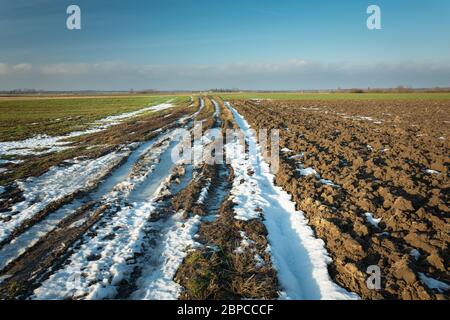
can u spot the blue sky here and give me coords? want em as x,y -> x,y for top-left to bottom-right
0,0 -> 449,90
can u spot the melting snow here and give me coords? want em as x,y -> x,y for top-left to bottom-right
234,231 -> 255,254
32,138 -> 177,299
0,199 -> 83,271
289,153 -> 304,160
319,178 -> 338,187
0,159 -> 24,165
364,212 -> 381,228
211,99 -> 221,118
0,151 -> 129,244
0,135 -> 73,156
410,249 -> 421,261
0,131 -> 177,272
296,165 -> 339,187
254,254 -> 265,269
297,167 -> 317,176
425,169 -> 440,175
32,114 -> 204,300
144,103 -> 173,113
288,155 -> 338,187
196,181 -> 211,204
131,212 -> 201,300
418,273 -> 450,293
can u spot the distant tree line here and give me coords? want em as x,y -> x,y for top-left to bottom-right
332,86 -> 450,93
1,86 -> 449,95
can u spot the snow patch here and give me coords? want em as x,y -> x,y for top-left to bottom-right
418,273 -> 450,293
364,212 -> 381,228
196,181 -> 211,204
0,159 -> 24,165
289,153 -> 304,160
295,165 -> 339,187
254,254 -> 265,269
319,178 -> 338,187
297,167 -> 317,176
288,153 -> 338,187
145,103 -> 174,113
410,249 -> 421,261
234,231 -> 255,254
211,99 -> 221,118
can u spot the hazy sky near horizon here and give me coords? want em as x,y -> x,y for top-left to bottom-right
0,0 -> 449,90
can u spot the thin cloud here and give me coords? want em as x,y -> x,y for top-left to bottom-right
0,63 -> 32,76
0,60 -> 449,90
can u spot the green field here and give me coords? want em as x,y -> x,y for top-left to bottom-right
0,95 -> 190,141
219,92 -> 450,101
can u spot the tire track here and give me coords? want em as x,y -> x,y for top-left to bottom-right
174,100 -> 279,299
0,99 -> 205,298
26,98 -> 208,299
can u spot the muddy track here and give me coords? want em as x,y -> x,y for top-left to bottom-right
0,149 -> 128,250
0,132 -> 180,298
0,103 -> 200,251
0,203 -> 110,298
113,99 -> 223,299
175,100 -> 279,300
175,163 -> 280,300
0,100 -> 205,299
0,101 -> 198,204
